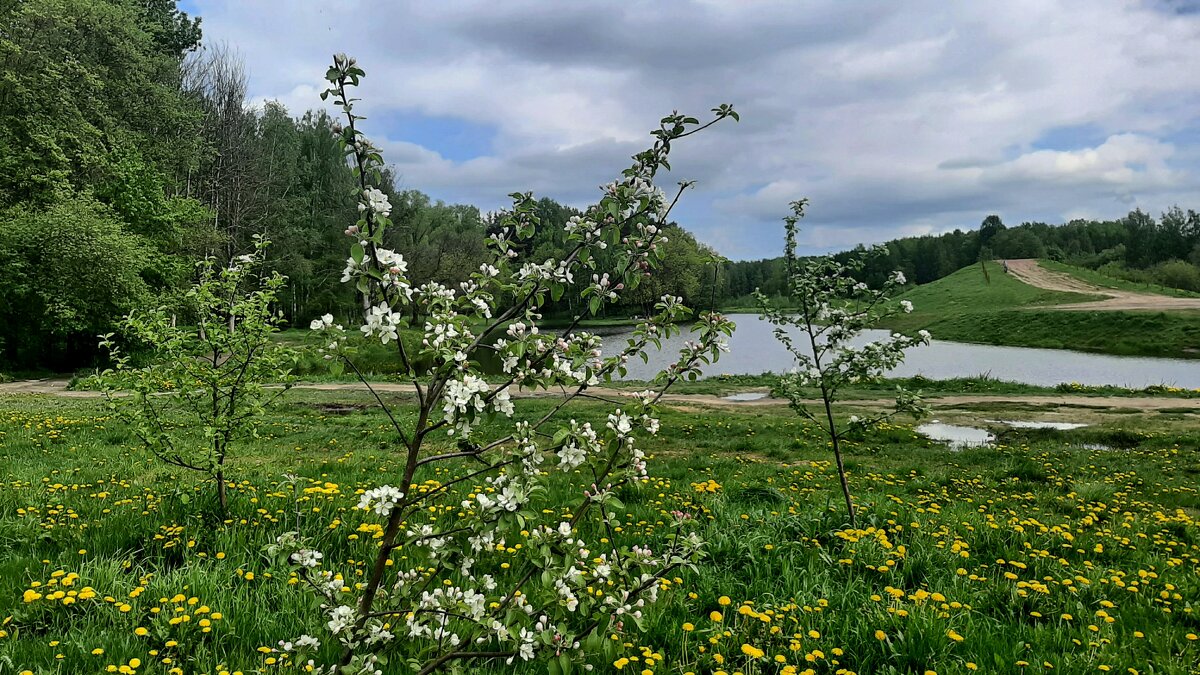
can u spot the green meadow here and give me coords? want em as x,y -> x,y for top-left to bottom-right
884,262 -> 1200,358
2,389 -> 1197,674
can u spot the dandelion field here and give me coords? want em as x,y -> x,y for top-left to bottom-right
1,390 -> 1198,675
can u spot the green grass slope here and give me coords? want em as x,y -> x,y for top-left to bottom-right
1039,260 -> 1200,298
884,261 -> 1200,358
896,261 -> 1101,313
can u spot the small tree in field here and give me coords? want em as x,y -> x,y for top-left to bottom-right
98,237 -> 294,513
271,55 -> 738,675
756,200 -> 929,526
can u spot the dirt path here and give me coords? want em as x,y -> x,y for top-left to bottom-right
1005,258 -> 1200,311
0,378 -> 100,397
3,378 -> 1195,412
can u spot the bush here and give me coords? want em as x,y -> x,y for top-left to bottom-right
0,195 -> 151,369
97,239 -> 294,513
1151,260 -> 1200,292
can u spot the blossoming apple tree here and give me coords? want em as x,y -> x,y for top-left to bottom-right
278,54 -> 738,674
97,237 -> 294,513
756,200 -> 929,526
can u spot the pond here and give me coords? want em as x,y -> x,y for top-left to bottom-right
720,392 -> 770,402
915,422 -> 995,449
596,313 -> 1200,388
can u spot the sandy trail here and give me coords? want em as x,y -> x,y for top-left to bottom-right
2,378 -> 1195,412
1005,258 -> 1200,311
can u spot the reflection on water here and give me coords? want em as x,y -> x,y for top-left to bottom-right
990,420 -> 1089,430
916,422 -> 995,449
721,392 -> 769,402
597,313 -> 1200,388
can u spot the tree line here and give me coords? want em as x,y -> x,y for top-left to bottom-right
0,0 -> 721,370
725,209 -> 1200,303
4,0 -> 1198,372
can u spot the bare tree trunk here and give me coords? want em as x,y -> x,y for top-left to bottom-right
216,467 -> 227,513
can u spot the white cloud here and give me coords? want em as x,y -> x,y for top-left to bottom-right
980,134 -> 1178,187
190,0 -> 1200,259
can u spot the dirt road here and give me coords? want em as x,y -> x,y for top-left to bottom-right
1005,259 -> 1200,311
3,378 -> 1195,412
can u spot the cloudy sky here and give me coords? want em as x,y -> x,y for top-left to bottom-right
182,0 -> 1200,260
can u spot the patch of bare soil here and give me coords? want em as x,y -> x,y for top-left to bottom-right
3,379 -> 1194,412
0,378 -> 95,397
1005,259 -> 1200,311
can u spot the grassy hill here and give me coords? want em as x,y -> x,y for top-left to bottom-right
883,261 -> 1200,358
896,261 -> 1100,313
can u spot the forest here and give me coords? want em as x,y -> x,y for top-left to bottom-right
3,0 -> 1199,371
0,0 -> 725,370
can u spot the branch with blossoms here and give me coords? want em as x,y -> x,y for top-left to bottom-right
273,54 -> 737,675
755,200 -> 930,527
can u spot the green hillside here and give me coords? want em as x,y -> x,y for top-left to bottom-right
896,261 -> 1100,313
882,261 -> 1200,358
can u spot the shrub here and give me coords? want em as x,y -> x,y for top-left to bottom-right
1151,259 -> 1200,292
96,238 -> 294,513
757,200 -> 929,525
0,196 -> 151,369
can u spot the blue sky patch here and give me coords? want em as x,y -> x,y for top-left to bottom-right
1031,123 -> 1109,152
371,110 -> 496,163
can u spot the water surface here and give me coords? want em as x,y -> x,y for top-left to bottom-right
915,422 -> 994,449
990,420 -> 1088,430
597,314 -> 1200,388
721,392 -> 770,402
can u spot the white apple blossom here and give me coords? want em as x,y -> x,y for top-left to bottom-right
291,549 -> 324,568
357,485 -> 405,516
326,605 -> 355,635
360,187 -> 392,217
361,303 -> 402,344
340,256 -> 364,283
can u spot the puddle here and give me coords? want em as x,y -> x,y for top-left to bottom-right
721,392 -> 769,402
1079,443 -> 1114,451
311,403 -> 365,415
988,419 -> 1089,430
916,422 -> 994,449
